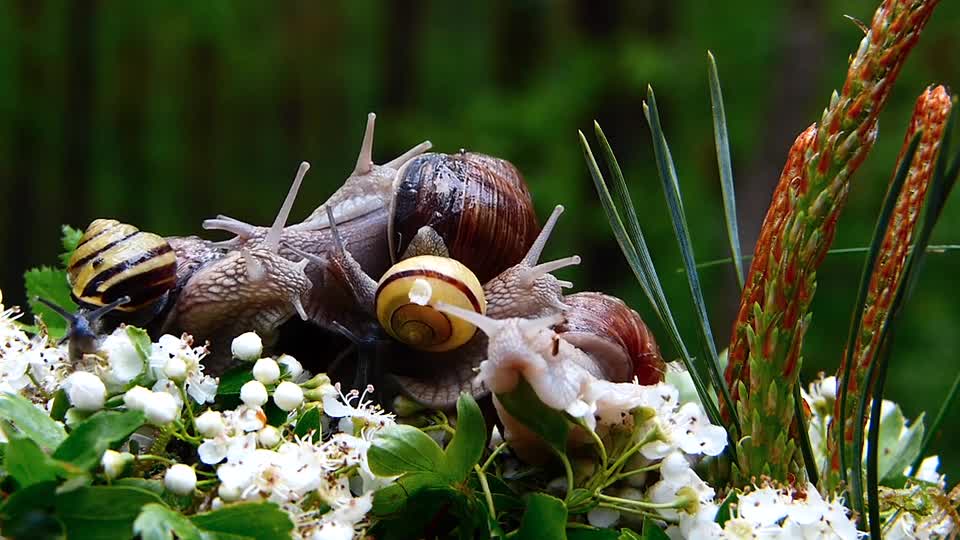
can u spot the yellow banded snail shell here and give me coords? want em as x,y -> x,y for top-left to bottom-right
67,219 -> 177,313
375,255 -> 486,352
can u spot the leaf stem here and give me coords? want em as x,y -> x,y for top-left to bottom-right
481,442 -> 509,474
474,464 -> 497,520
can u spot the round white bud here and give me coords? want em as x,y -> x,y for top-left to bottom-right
231,332 -> 262,361
277,354 -> 303,380
101,449 -> 134,479
195,410 -> 225,439
144,391 -> 180,425
218,482 -> 241,502
240,380 -> 268,407
163,356 -> 188,382
123,385 -> 152,411
64,371 -> 106,411
258,425 -> 281,448
252,358 -> 281,385
164,463 -> 197,495
273,381 -> 304,412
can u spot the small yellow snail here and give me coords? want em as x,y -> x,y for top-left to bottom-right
67,219 -> 177,313
375,255 -> 487,352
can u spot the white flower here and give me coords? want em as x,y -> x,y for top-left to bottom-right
638,400 -> 727,461
241,380 -> 269,407
196,410 -> 225,438
737,487 -> 788,526
274,381 -> 304,411
910,455 -> 943,486
278,354 -> 303,380
253,358 -> 281,384
99,329 -> 145,387
259,426 -> 281,448
144,391 -> 180,425
164,463 -> 197,495
322,384 -> 395,437
307,493 -> 374,540
64,371 -> 106,411
164,356 -> 188,382
101,449 -> 133,479
647,451 -> 715,521
232,332 -> 263,361
123,385 -> 152,411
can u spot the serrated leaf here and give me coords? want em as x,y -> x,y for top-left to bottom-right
60,225 -> 85,267
517,493 -> 567,540
441,393 -> 486,481
24,266 -> 76,341
55,485 -> 164,540
134,503 -> 203,540
368,424 -> 444,476
496,378 -> 570,455
190,502 -> 294,540
53,410 -> 145,470
0,392 -> 67,451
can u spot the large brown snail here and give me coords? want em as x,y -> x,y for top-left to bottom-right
61,112 -> 665,408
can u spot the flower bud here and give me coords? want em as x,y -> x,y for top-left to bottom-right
277,354 -> 303,380
64,371 -> 106,411
301,372 -> 331,390
258,425 -> 281,447
392,394 -> 426,417
218,482 -> 241,502
123,385 -> 152,411
252,358 -> 281,385
195,410 -> 225,438
164,356 -> 188,383
273,381 -> 304,412
240,380 -> 268,407
145,391 -> 180,425
231,332 -> 262,361
101,449 -> 134,479
164,463 -> 197,495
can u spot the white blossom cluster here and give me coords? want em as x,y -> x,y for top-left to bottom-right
0,304 -> 70,401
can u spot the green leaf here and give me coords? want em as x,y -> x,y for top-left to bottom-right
115,477 -> 165,496
567,527 -> 620,540
190,502 -> 294,540
441,393 -> 486,481
368,424 -> 445,476
0,392 -> 68,451
714,490 -> 737,526
60,225 -> 85,267
5,436 -> 66,487
216,367 -> 254,396
134,503 -> 203,540
0,481 -> 63,539
707,51 -> 744,290
293,406 -> 322,442
372,471 -> 450,517
53,410 -> 145,470
875,408 -> 925,485
125,326 -> 154,362
495,378 -> 570,455
24,266 -> 77,340
617,529 -> 643,540
55,485 -> 164,540
516,493 -> 567,540
641,518 -> 671,540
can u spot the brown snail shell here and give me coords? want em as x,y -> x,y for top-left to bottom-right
554,292 -> 665,385
389,151 -> 540,283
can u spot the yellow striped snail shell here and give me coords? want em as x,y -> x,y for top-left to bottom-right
67,219 -> 177,313
375,255 -> 486,352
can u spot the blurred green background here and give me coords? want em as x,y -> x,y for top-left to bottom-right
1,1 -> 958,479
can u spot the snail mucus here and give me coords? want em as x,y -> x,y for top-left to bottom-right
56,112 -> 666,411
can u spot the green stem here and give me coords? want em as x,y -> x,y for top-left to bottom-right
604,464 -> 660,489
595,502 -> 667,521
137,454 -> 175,465
178,384 -> 196,431
422,424 -> 456,436
481,442 -> 509,474
578,419 -> 608,471
474,464 -> 496,520
606,427 -> 662,478
557,451 -> 575,503
597,493 -> 687,511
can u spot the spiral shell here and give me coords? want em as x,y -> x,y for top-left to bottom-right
555,292 -> 665,385
67,219 -> 177,312
388,151 -> 539,282
375,255 -> 487,352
